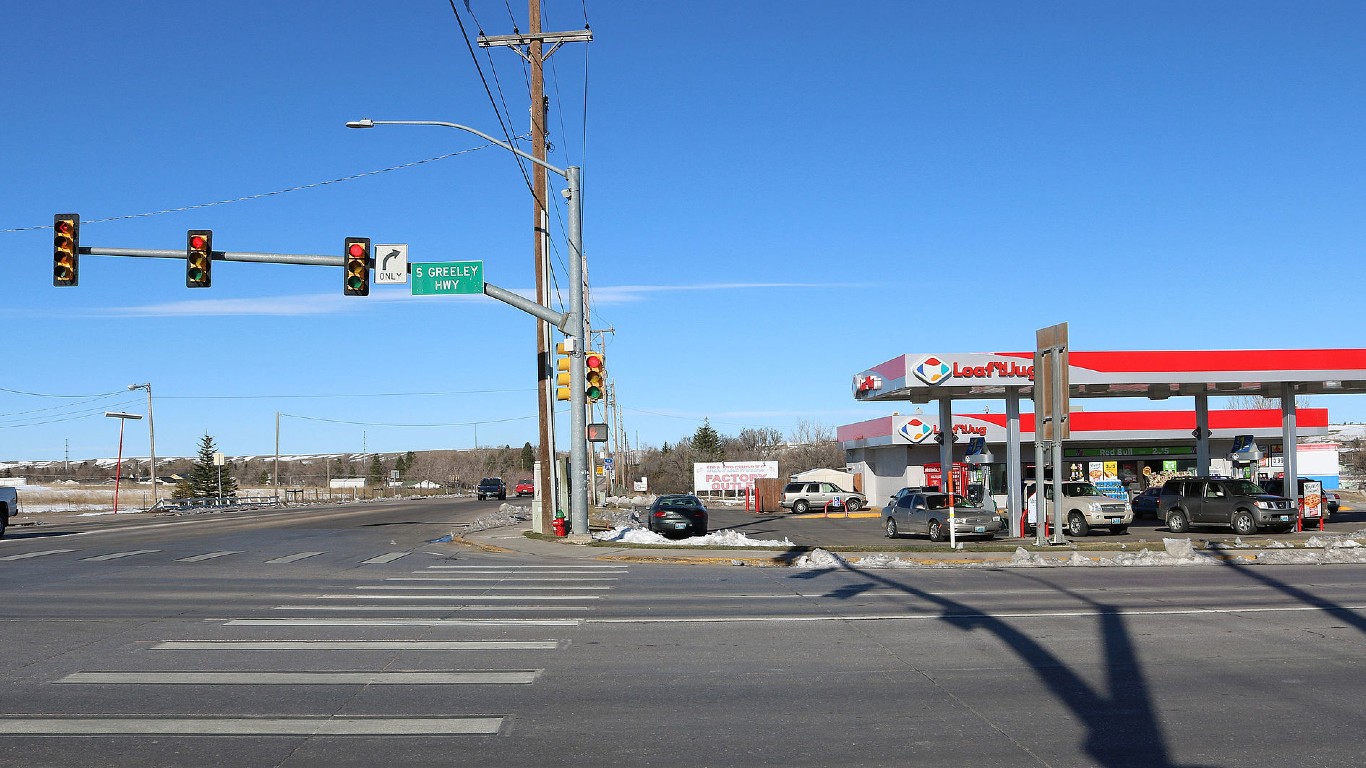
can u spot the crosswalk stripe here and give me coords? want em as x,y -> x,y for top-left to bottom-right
225,618 -> 580,626
0,717 -> 505,736
0,549 -> 76,561
361,552 -> 409,564
57,671 -> 540,685
176,551 -> 242,562
152,640 -> 561,651
265,552 -> 324,564
80,550 -> 159,562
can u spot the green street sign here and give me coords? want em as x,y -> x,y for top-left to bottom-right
411,261 -> 484,295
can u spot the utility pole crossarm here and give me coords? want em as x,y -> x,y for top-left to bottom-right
478,29 -> 592,59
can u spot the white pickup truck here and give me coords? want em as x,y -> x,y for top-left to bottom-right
0,488 -> 18,538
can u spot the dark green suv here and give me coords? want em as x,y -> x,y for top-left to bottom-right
1158,477 -> 1295,535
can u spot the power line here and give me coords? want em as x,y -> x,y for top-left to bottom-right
282,412 -> 538,429
0,146 -> 504,234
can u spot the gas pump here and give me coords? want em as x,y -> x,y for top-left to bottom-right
1228,434 -> 1262,482
964,437 -> 1001,533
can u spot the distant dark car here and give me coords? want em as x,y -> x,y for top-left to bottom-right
1259,478 -> 1339,518
476,477 -> 507,501
1131,487 -> 1163,519
514,480 -> 535,497
646,494 -> 708,537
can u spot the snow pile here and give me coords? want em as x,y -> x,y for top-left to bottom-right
591,525 -> 794,548
463,504 -> 531,532
793,548 -> 852,569
602,495 -> 653,508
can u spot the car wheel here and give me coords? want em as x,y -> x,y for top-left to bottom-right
885,518 -> 899,538
845,498 -> 863,513
1166,509 -> 1190,534
1231,510 -> 1257,536
1110,525 -> 1128,535
695,525 -> 707,536
928,519 -> 946,542
1067,513 -> 1090,537
499,493 -> 506,501
793,500 -> 809,514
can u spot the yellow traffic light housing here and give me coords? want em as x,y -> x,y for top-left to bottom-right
186,230 -> 213,288
53,214 -> 80,286
344,237 -> 370,296
555,340 -> 574,401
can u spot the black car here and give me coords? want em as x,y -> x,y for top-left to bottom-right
1259,478 -> 1339,517
646,494 -> 708,537
1130,487 -> 1163,519
476,477 -> 507,501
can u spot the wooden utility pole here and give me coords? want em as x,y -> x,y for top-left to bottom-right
479,13 -> 591,533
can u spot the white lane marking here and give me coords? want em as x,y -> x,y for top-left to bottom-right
317,594 -> 600,600
584,603 -> 1366,624
0,549 -> 76,561
355,579 -> 617,584
225,618 -> 580,627
271,605 -> 588,612
388,577 -> 618,582
359,584 -> 612,590
361,552 -> 409,564
152,640 -> 561,651
80,550 -> 159,562
265,552 -> 324,564
176,551 -> 242,562
426,564 -> 627,569
0,717 -> 505,736
57,671 -> 540,685
369,577 -> 618,582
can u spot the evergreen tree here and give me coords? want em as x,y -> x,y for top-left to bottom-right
182,434 -> 237,499
691,419 -> 724,461
368,455 -> 385,486
520,442 -> 535,471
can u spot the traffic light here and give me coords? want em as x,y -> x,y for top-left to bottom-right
585,350 -> 605,402
555,340 -> 574,401
186,230 -> 213,288
53,214 -> 80,286
344,237 -> 370,296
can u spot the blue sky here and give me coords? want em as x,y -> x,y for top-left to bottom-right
3,1 -> 1365,462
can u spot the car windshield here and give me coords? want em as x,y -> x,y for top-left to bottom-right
1231,480 -> 1268,495
479,479 -> 500,486
1062,482 -> 1103,498
923,494 -> 976,510
657,496 -> 701,508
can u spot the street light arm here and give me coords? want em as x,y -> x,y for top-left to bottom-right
346,118 -> 568,179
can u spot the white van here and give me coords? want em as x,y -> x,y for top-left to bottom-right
0,488 -> 18,538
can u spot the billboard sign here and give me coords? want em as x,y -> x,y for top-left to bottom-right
692,461 -> 779,493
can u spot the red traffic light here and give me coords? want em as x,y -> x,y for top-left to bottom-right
344,237 -> 370,296
53,213 -> 80,287
186,229 -> 213,288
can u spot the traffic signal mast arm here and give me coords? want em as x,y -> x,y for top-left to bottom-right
66,244 -> 571,330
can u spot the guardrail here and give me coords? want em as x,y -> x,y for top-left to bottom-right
152,496 -> 281,512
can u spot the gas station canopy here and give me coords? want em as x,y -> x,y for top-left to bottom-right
852,349 -> 1366,403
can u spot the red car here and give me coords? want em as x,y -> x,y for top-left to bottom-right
514,480 -> 535,497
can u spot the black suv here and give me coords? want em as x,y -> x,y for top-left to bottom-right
1158,477 -> 1295,535
476,477 -> 507,501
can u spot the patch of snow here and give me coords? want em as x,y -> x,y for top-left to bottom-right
592,525 -> 794,548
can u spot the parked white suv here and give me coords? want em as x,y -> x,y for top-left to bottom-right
781,482 -> 865,514
1025,481 -> 1132,536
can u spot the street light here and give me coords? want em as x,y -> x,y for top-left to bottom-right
128,383 -> 157,505
104,411 -> 143,514
346,117 -> 591,539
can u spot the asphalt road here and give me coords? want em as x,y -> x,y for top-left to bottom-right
1,496 -> 1364,767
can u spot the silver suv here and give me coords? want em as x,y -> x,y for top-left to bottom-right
781,482 -> 865,514
1158,477 -> 1294,535
1026,481 -> 1133,536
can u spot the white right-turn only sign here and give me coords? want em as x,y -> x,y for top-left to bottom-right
374,244 -> 409,285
